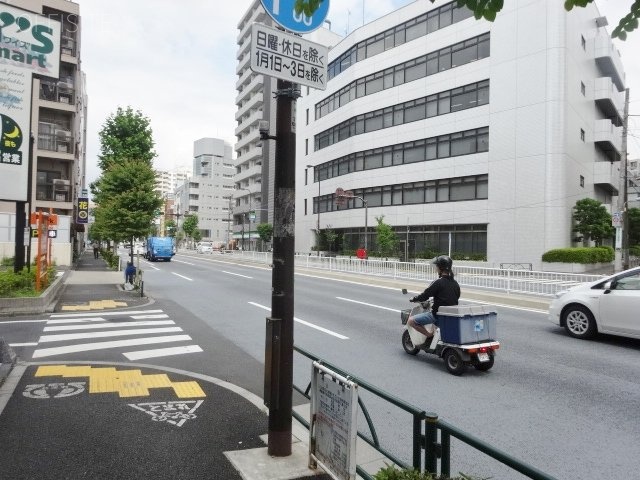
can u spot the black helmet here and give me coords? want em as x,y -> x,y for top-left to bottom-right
432,255 -> 453,271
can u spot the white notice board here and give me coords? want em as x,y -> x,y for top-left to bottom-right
310,361 -> 358,480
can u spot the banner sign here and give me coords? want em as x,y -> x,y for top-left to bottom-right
0,3 -> 62,78
0,64 -> 29,201
77,196 -> 88,224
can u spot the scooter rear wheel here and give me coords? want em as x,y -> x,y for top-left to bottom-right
402,330 -> 420,355
474,354 -> 494,371
443,349 -> 466,376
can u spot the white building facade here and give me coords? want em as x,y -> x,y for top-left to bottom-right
296,0 -> 625,269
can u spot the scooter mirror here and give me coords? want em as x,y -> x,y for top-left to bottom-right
401,288 -> 408,294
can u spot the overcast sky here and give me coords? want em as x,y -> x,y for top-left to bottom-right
76,0 -> 640,185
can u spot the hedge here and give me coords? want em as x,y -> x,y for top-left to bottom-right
541,247 -> 614,264
0,266 -> 56,298
374,465 -> 483,480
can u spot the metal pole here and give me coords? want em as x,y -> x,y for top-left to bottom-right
266,79 -> 298,456
621,88 -> 630,270
364,199 -> 368,252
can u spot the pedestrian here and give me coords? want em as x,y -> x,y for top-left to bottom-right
125,262 -> 136,284
93,241 -> 100,259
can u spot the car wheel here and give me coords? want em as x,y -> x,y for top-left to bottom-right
402,330 -> 420,355
562,304 -> 597,339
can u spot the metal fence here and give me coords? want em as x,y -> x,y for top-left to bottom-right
294,345 -> 557,480
220,251 -> 604,296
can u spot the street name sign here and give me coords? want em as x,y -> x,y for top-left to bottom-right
250,23 -> 328,90
259,0 -> 330,34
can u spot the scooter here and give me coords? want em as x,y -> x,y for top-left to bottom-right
400,289 -> 500,376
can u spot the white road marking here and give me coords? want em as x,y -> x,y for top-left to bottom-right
44,320 -> 175,332
336,296 -> 401,312
32,335 -> 193,358
172,272 -> 194,281
123,345 -> 203,361
222,270 -> 253,279
0,319 -> 48,325
171,259 -> 196,266
47,318 -> 108,324
145,263 -> 161,271
248,302 -> 348,340
50,310 -> 163,318
9,342 -> 38,347
39,327 -> 183,343
130,314 -> 169,320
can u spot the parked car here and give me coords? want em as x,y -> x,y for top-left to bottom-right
134,243 -> 145,255
196,242 -> 213,254
549,266 -> 640,339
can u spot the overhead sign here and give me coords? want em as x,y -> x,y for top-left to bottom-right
77,197 -> 89,224
259,0 -> 330,34
612,211 -> 622,227
250,23 -> 328,90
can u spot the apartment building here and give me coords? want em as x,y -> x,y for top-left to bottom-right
0,0 -> 86,265
174,138 -> 235,244
235,1 -> 341,250
296,0 -> 626,269
155,167 -> 191,199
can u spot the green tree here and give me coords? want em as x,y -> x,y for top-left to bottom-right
295,0 -> 638,39
98,106 -> 156,170
572,198 -> 615,246
182,214 -> 199,247
165,219 -> 177,237
375,215 -> 398,257
256,223 -> 273,251
324,228 -> 339,252
629,207 -> 640,246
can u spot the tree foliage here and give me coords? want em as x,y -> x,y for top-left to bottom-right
182,214 -> 199,239
98,106 -> 156,170
294,0 -> 638,39
165,219 -> 177,237
572,198 -> 615,246
256,223 -> 273,243
629,207 -> 640,246
375,215 -> 398,257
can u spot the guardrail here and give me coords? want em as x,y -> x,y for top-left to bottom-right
293,345 -> 557,479
218,251 -> 603,296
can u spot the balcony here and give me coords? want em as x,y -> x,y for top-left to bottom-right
235,164 -> 262,183
235,91 -> 263,120
593,160 -> 620,196
37,130 -> 74,155
61,35 -> 77,60
36,178 -> 71,202
594,33 -> 625,91
39,80 -> 75,107
236,51 -> 250,75
594,119 -> 622,161
235,75 -> 264,104
594,77 -> 624,125
235,109 -> 263,136
237,8 -> 266,43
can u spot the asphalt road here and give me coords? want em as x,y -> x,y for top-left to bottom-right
3,250 -> 639,479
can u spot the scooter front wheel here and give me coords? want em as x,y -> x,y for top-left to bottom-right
443,349 -> 466,376
402,330 -> 420,355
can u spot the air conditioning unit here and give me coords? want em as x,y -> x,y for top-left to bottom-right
57,81 -> 73,89
56,129 -> 72,138
62,36 -> 74,47
53,179 -> 70,189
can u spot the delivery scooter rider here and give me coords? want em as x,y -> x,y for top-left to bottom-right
407,255 -> 460,342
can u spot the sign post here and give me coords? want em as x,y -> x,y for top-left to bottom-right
257,0 -> 331,458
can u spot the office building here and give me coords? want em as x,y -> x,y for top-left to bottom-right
297,0 -> 626,269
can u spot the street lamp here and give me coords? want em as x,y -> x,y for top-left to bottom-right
339,193 -> 368,252
307,165 -> 321,254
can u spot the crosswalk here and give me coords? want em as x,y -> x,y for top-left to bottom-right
31,309 -> 203,361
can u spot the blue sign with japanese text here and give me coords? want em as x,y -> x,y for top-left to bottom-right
259,0 -> 330,34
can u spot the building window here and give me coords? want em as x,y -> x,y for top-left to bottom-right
304,198 -> 307,215
581,35 -> 586,50
581,81 -> 585,96
306,108 -> 309,125
316,33 -> 489,120
314,81 -> 489,151
305,138 -> 308,155
580,128 -> 585,141
327,0 -> 473,80
580,175 -> 584,187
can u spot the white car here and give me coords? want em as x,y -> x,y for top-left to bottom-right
196,242 -> 213,254
549,266 -> 640,339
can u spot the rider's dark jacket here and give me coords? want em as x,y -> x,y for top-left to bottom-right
413,275 -> 460,315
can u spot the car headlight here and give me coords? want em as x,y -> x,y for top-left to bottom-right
554,290 -> 568,299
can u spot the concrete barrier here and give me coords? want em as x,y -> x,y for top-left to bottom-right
0,271 -> 67,315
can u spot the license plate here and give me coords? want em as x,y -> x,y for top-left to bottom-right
477,352 -> 490,362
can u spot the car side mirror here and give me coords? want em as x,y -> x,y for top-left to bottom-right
603,281 -> 612,293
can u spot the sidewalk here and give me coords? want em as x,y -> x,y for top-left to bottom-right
0,251 -> 332,480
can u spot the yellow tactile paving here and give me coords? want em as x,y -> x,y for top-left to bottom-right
172,381 -> 207,398
60,300 -> 128,311
34,365 -> 206,399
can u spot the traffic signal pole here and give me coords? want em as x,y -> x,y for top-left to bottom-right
265,79 -> 299,456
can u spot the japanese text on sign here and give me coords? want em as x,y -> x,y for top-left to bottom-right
250,23 -> 328,91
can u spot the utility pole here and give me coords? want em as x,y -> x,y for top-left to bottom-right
622,88 -> 630,270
